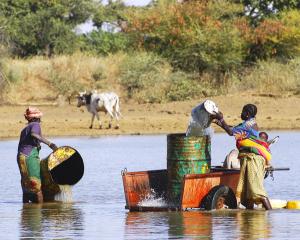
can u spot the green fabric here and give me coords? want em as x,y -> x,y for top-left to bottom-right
17,147 -> 42,194
26,148 -> 41,181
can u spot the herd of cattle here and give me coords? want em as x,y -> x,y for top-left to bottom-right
76,91 -> 121,129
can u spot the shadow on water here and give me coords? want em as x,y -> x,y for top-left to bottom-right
20,202 -> 84,239
125,210 -> 271,240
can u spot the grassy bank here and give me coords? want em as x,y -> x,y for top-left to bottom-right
0,52 -> 300,105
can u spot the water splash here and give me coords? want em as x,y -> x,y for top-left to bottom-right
54,185 -> 73,203
203,126 -> 214,137
137,189 -> 168,207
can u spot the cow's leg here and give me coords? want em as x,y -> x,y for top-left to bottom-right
112,106 -> 120,129
106,109 -> 114,129
90,114 -> 95,129
111,100 -> 121,129
95,112 -> 102,129
112,110 -> 120,129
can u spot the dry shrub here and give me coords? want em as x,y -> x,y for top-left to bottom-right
239,58 -> 300,93
0,57 -> 53,103
1,53 -> 125,104
119,52 -> 206,103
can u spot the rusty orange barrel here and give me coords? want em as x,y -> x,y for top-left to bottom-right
40,146 -> 84,201
167,133 -> 211,204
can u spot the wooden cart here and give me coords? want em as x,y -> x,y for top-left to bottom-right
121,167 -> 240,212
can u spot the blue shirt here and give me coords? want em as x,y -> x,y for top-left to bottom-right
232,118 -> 259,140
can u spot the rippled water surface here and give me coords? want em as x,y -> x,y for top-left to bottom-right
1,131 -> 300,239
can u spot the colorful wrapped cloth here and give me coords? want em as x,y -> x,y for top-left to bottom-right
232,118 -> 272,162
17,148 -> 42,194
232,118 -> 259,140
236,153 -> 268,206
237,138 -> 272,162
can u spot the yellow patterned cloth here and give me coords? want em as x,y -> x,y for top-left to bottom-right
236,153 -> 267,206
48,146 -> 76,170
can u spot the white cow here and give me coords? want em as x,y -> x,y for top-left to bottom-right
77,91 -> 121,129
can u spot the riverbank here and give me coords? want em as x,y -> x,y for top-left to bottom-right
1,93 -> 300,139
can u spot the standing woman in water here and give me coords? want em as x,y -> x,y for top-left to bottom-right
214,104 -> 272,210
17,107 -> 58,203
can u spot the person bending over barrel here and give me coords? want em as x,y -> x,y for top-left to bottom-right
17,107 -> 58,203
213,104 -> 272,210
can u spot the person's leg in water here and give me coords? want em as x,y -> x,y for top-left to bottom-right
246,199 -> 254,210
23,191 -> 43,203
261,197 -> 272,210
36,191 -> 43,203
23,193 -> 30,203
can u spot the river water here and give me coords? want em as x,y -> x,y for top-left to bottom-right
0,131 -> 300,239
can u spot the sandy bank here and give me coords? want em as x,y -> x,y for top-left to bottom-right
1,94 -> 300,140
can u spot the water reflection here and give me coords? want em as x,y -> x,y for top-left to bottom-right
125,212 -> 169,238
125,211 -> 213,239
169,211 -> 212,239
20,203 -> 84,239
211,210 -> 271,240
125,210 -> 271,240
236,211 -> 271,240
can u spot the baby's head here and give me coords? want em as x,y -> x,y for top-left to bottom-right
259,131 -> 269,142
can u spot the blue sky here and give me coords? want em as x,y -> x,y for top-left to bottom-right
122,0 -> 151,6
102,0 -> 151,6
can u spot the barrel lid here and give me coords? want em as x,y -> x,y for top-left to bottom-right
203,100 -> 218,114
48,146 -> 77,170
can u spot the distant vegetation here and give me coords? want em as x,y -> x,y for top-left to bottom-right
1,0 -> 300,104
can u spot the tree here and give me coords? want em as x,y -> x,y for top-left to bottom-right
0,0 -> 95,57
93,0 -> 127,31
124,0 -> 247,75
237,0 -> 300,24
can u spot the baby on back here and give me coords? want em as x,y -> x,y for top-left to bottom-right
259,131 -> 269,143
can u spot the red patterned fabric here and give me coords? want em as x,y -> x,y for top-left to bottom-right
24,107 -> 43,120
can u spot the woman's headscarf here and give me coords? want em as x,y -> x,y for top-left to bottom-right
24,107 -> 43,121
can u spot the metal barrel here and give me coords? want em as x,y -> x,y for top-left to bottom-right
40,146 -> 84,201
167,133 -> 211,205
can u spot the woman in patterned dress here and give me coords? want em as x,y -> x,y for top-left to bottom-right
17,107 -> 58,203
214,104 -> 272,210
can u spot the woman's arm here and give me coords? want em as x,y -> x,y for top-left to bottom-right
213,112 -> 233,136
217,119 -> 234,136
31,132 -> 58,150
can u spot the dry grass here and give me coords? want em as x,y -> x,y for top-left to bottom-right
1,53 -> 299,105
237,59 -> 300,93
0,53 -> 126,104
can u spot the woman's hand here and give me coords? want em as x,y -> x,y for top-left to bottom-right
49,143 -> 58,151
213,111 -> 224,120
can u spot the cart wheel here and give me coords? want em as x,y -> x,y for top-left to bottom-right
202,185 -> 237,210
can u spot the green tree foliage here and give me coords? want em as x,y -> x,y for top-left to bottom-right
119,52 -> 203,103
0,0 -> 95,57
124,0 -> 247,75
93,0 -> 127,30
235,9 -> 300,60
80,0 -> 130,56
0,11 -> 10,54
80,31 -> 129,55
237,0 -> 300,24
